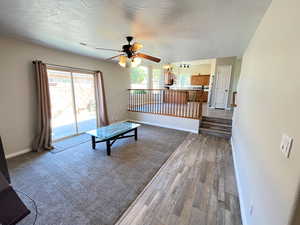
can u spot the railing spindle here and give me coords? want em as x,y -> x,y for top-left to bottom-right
128,90 -> 130,111
170,90 -> 172,115
183,91 -> 186,117
151,91 -> 153,113
175,91 -> 178,117
180,92 -> 184,117
149,91 -> 151,113
155,91 -> 157,114
139,91 -> 141,112
172,91 -> 176,116
188,91 -> 191,118
127,89 -> 202,119
163,90 -> 168,114
144,90 -> 146,112
161,90 -> 163,114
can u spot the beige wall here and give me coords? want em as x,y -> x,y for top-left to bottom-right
190,64 -> 211,75
0,36 -> 130,157
291,188 -> 300,225
232,0 -> 300,225
172,64 -> 211,77
231,57 -> 242,93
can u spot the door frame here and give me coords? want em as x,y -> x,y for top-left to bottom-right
212,64 -> 232,110
47,66 -> 98,141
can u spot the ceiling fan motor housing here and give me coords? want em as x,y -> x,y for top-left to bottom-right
122,44 -> 134,58
94,36 -> 160,63
126,36 -> 134,43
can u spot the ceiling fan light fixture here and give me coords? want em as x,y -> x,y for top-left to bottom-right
131,57 -> 142,68
130,57 -> 142,67
163,64 -> 171,69
130,63 -> 137,68
119,55 -> 127,67
132,42 -> 143,52
133,57 -> 142,64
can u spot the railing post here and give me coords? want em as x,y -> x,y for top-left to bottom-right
231,91 -> 237,107
198,90 -> 203,120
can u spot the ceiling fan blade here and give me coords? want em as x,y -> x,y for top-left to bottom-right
80,43 -> 122,52
136,53 -> 161,63
95,47 -> 123,52
106,54 -> 123,60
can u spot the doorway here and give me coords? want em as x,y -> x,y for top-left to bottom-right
47,68 -> 98,141
212,65 -> 232,109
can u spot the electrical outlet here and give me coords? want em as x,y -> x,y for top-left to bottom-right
280,134 -> 293,158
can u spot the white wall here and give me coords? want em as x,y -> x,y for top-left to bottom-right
232,0 -> 300,224
128,112 -> 199,133
172,64 -> 211,76
0,36 -> 130,157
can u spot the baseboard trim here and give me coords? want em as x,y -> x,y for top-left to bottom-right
5,148 -> 32,159
231,137 -> 249,225
5,120 -> 129,159
128,119 -> 198,134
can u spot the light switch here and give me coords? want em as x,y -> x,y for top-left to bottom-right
280,134 -> 293,158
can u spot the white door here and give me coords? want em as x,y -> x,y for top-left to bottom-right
213,65 -> 232,109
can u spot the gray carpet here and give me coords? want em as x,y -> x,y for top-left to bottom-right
8,124 -> 189,225
52,134 -> 91,153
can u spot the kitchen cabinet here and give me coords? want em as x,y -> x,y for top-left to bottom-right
163,90 -> 188,104
191,75 -> 210,85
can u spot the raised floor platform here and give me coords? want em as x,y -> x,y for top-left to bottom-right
202,103 -> 233,120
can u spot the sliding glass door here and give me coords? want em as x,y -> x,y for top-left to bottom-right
73,72 -> 97,133
47,69 -> 97,141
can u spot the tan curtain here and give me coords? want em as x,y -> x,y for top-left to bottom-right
32,61 -> 53,152
94,71 -> 109,127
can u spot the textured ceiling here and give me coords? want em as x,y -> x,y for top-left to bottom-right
0,0 -> 271,63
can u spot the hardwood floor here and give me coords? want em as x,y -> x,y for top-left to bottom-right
115,133 -> 242,225
202,103 -> 233,119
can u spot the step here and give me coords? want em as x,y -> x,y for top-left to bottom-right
202,116 -> 232,125
200,123 -> 232,132
199,127 -> 231,139
201,121 -> 232,128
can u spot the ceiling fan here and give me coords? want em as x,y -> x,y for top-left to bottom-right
80,36 -> 161,68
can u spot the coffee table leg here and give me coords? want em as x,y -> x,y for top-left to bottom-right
92,136 -> 96,150
134,128 -> 138,141
106,140 -> 111,156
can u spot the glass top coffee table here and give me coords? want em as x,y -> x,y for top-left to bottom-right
86,121 -> 141,156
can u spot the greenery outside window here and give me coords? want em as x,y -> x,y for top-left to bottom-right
130,66 -> 149,89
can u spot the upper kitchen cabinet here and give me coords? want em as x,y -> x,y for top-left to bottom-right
191,74 -> 210,85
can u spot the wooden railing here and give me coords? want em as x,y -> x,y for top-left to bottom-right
128,89 -> 203,119
231,91 -> 237,107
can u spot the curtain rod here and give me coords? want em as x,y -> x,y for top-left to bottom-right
32,61 -> 99,73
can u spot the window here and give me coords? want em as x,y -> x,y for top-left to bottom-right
152,69 -> 162,89
47,68 -> 97,140
130,66 -> 149,89
176,73 -> 191,87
